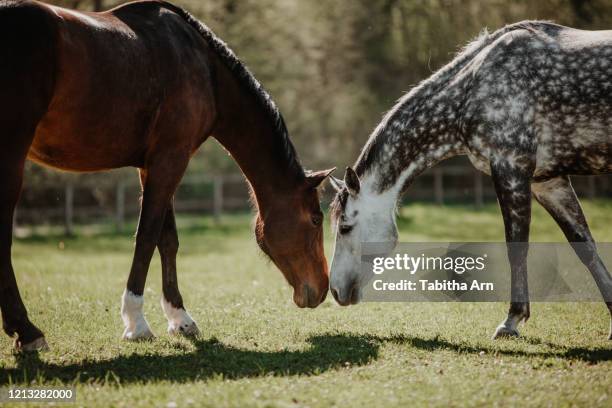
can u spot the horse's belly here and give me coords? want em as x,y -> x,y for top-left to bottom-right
534,116 -> 612,179
29,114 -> 147,171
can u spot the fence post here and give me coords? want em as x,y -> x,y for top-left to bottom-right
433,168 -> 443,205
64,182 -> 74,236
213,175 -> 223,223
474,170 -> 483,209
588,177 -> 596,199
116,181 -> 126,233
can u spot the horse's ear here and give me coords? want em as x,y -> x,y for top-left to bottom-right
329,176 -> 344,192
344,167 -> 360,196
306,167 -> 336,188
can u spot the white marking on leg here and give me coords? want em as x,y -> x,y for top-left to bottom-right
492,313 -> 522,339
161,297 -> 200,336
121,289 -> 154,340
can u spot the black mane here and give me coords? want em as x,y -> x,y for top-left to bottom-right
158,1 -> 304,176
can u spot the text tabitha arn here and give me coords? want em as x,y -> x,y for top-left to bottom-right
373,279 -> 495,291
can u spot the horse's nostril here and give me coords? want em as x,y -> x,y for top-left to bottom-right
349,281 -> 360,304
331,287 -> 340,302
303,285 -> 319,308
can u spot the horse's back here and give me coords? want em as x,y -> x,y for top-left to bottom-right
26,1 -> 216,171
556,25 -> 612,49
463,21 -> 612,179
532,25 -> 612,177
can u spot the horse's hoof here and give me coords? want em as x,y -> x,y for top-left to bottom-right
161,299 -> 200,337
492,325 -> 519,339
122,327 -> 155,341
169,321 -> 200,337
15,336 -> 49,352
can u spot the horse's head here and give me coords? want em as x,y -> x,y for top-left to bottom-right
328,167 -> 399,306
255,168 -> 335,308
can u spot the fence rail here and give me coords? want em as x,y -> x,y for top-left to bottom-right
13,167 -> 612,235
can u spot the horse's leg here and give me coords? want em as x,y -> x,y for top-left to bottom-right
490,161 -> 533,339
158,203 -> 199,336
121,160 -> 188,340
0,157 -> 47,351
532,176 -> 612,340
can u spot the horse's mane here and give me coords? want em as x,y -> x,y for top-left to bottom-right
157,1 -> 304,177
353,20 -> 559,179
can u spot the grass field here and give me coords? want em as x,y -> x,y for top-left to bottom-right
1,201 -> 611,407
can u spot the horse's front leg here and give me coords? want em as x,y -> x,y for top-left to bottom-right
121,159 -> 188,341
158,203 -> 199,336
490,158 -> 533,339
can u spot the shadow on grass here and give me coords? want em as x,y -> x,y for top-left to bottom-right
3,332 -> 610,384
371,334 -> 612,363
1,334 -> 379,384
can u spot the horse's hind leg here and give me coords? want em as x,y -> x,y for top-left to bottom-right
0,1 -> 56,351
490,159 -> 533,339
0,149 -> 47,351
532,176 -> 612,340
158,202 -> 199,336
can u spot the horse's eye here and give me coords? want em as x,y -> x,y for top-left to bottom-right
312,214 -> 323,226
339,224 -> 353,235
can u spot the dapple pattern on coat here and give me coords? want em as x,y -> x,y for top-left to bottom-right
329,21 -> 612,340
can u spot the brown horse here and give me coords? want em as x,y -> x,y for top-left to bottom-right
0,0 -> 334,351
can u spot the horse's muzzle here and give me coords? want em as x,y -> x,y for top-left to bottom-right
330,279 -> 360,306
294,284 -> 327,308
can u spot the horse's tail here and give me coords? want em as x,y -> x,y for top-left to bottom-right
0,1 -> 58,137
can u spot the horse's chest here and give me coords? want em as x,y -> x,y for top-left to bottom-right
466,151 -> 492,175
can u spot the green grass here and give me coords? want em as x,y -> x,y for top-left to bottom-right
1,201 -> 611,407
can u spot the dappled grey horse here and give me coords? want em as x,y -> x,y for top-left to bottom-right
328,21 -> 612,340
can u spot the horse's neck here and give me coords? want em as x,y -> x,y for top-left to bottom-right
211,63 -> 303,210
357,81 -> 465,205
